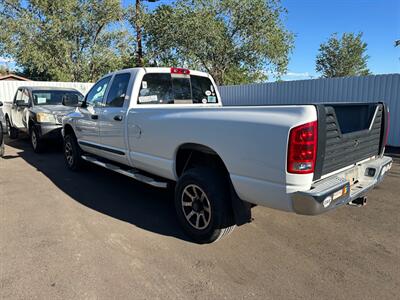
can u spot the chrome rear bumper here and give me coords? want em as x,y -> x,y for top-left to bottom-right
292,156 -> 393,215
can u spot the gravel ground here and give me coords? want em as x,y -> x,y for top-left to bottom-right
1,137 -> 399,300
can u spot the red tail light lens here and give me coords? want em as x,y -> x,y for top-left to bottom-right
287,121 -> 318,174
171,67 -> 190,75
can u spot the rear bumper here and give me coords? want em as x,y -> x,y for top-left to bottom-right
292,156 -> 393,215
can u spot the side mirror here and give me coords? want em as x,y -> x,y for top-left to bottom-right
16,100 -> 28,107
0,101 -> 3,107
62,94 -> 79,107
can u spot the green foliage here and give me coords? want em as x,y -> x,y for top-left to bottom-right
0,65 -> 9,75
0,0 -> 134,82
143,0 -> 294,85
316,32 -> 370,78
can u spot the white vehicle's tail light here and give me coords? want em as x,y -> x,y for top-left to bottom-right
171,67 -> 190,75
287,121 -> 318,174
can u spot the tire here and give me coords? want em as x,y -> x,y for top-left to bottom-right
175,167 -> 236,244
6,116 -> 18,139
64,133 -> 83,171
30,126 -> 44,153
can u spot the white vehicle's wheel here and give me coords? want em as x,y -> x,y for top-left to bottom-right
64,134 -> 83,171
175,167 -> 236,243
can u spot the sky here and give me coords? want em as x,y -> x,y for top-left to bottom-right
2,0 -> 399,81
281,0 -> 400,80
123,0 -> 400,81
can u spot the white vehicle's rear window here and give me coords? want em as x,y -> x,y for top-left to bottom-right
138,73 -> 218,105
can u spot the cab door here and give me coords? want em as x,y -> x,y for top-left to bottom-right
11,88 -> 29,130
99,73 -> 132,164
75,76 -> 111,154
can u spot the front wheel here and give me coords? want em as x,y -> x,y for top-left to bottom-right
64,134 -> 83,171
30,127 -> 44,153
175,167 -> 236,244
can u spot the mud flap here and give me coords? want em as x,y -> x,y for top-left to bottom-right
230,184 -> 253,226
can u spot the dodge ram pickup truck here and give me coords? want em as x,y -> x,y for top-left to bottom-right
62,67 -> 392,243
3,86 -> 83,152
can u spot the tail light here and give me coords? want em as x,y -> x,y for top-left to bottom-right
171,67 -> 190,75
287,121 -> 318,174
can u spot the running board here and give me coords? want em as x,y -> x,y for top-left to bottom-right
81,155 -> 168,188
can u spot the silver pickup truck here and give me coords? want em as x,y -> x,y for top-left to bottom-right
3,86 -> 83,152
62,67 -> 392,243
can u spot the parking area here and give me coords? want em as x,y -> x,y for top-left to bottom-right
1,137 -> 399,299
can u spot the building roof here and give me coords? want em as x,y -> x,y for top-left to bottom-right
0,74 -> 31,81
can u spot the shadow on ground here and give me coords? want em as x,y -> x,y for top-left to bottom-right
4,137 -> 190,242
4,136 -> 400,244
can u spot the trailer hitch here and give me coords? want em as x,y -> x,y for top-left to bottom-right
348,196 -> 367,207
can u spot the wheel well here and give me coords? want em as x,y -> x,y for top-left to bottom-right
28,120 -> 34,132
63,124 -> 75,137
175,143 -> 229,178
175,143 -> 253,226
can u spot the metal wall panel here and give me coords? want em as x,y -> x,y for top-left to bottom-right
219,74 -> 400,146
0,80 -> 93,104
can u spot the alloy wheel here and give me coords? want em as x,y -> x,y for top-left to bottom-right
181,184 -> 212,230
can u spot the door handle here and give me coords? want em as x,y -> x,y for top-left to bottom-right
113,115 -> 123,121
91,114 -> 98,120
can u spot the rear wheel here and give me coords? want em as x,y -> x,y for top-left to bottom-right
64,133 -> 83,171
6,116 -> 18,139
175,167 -> 235,243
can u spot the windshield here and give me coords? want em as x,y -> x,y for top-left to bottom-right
32,90 -> 84,106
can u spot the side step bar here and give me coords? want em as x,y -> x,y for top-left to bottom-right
81,155 -> 168,188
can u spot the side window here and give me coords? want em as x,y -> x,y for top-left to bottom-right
15,89 -> 29,105
21,89 -> 29,104
85,76 -> 111,106
106,73 -> 131,107
15,89 -> 23,102
138,73 -> 173,104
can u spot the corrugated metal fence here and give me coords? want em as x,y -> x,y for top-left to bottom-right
0,80 -> 93,104
219,74 -> 399,146
1,75 -> 398,146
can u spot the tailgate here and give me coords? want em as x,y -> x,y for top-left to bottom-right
313,102 -> 388,180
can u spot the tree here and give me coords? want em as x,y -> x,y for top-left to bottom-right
0,0 -> 134,82
142,0 -> 294,85
316,32 -> 370,78
0,65 -> 9,75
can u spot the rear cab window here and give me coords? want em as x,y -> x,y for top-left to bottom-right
138,71 -> 218,105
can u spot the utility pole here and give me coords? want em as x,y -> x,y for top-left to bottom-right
136,0 -> 158,67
